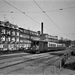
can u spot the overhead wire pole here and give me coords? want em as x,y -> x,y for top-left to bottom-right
33,0 -> 71,39
3,0 -> 39,25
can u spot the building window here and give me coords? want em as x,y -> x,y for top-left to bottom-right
16,38 -> 19,42
7,30 -> 10,35
24,35 -> 29,38
12,31 -> 15,36
12,37 -> 15,42
16,32 -> 19,36
8,37 -> 10,42
23,40 -> 31,43
1,29 -> 5,34
1,36 -> 5,41
6,37 -> 10,42
20,40 -> 23,43
20,34 -> 23,37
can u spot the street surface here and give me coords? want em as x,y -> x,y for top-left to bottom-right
0,49 -> 75,75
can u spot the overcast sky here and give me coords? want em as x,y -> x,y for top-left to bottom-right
0,0 -> 75,40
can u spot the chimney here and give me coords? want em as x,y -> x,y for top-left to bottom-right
41,22 -> 43,35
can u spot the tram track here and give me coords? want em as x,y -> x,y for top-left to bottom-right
0,52 -> 53,64
0,54 -> 56,70
0,52 -> 67,74
7,55 -> 61,74
0,50 -> 70,70
0,52 -> 31,60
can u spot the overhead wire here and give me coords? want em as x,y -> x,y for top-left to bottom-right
0,6 -> 75,13
33,0 -> 70,39
44,13 -> 68,36
3,0 -> 39,24
3,0 -> 73,38
3,0 -> 56,35
0,11 -> 21,13
45,6 -> 75,12
0,11 -> 43,13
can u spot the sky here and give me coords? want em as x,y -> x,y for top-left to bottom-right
0,0 -> 75,40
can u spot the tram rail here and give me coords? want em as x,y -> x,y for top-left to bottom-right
0,53 -> 56,70
0,49 -> 73,74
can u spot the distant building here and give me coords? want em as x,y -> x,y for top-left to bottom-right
71,40 -> 75,47
0,21 -> 19,50
0,20 -> 59,51
41,34 -> 58,42
0,20 -> 41,51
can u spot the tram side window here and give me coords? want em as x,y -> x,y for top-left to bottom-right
53,44 -> 56,47
51,44 -> 56,47
51,44 -> 53,47
57,44 -> 61,47
49,43 -> 51,47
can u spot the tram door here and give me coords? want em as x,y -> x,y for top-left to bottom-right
39,41 -> 47,52
31,41 -> 39,50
